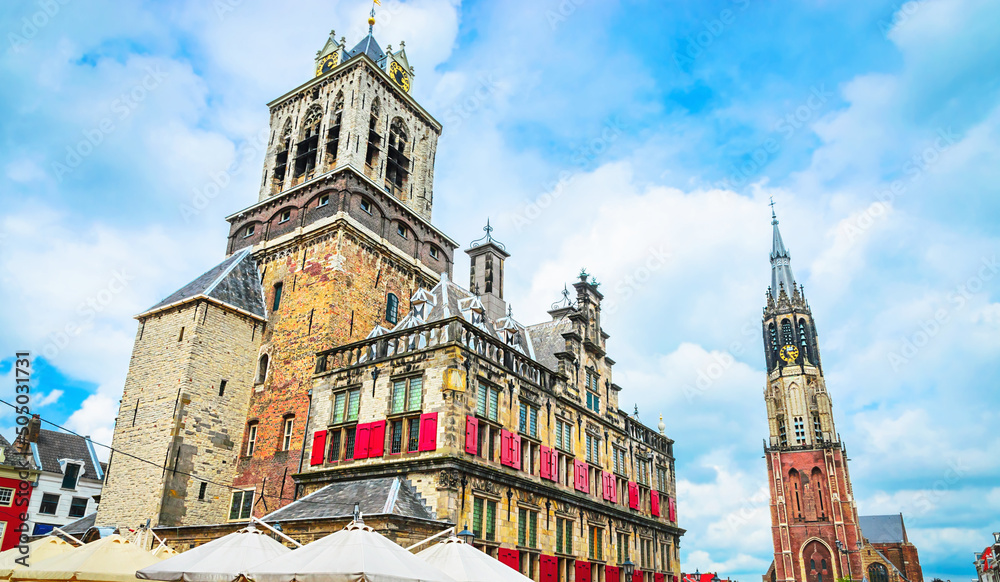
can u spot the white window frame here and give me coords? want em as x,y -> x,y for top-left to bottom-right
246,423 -> 258,456
0,488 -> 13,507
282,417 -> 294,451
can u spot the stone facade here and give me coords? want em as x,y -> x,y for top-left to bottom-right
97,299 -> 262,528
297,272 -> 684,582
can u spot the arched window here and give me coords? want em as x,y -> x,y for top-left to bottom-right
868,563 -> 889,582
781,319 -> 794,345
386,293 -> 399,325
798,319 -> 810,359
812,467 -> 825,517
294,105 -> 322,180
272,119 -> 293,192
385,117 -> 410,197
326,91 -> 344,166
803,541 -> 832,582
257,354 -> 269,384
788,469 -> 802,518
365,98 -> 382,171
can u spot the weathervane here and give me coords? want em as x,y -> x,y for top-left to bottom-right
469,218 -> 506,250
550,284 -> 575,310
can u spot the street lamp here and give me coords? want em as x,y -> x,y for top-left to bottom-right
623,558 -> 635,580
835,541 -> 855,582
458,525 -> 475,545
712,575 -> 721,582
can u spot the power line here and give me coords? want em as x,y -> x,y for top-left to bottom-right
0,399 -> 359,512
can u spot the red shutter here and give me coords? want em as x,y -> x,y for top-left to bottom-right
607,566 -> 620,582
651,490 -> 661,516
668,497 -> 677,522
511,434 -> 522,470
540,447 -> 551,480
418,413 -> 438,451
353,423 -> 371,459
576,561 -> 591,582
498,548 -> 519,570
500,429 -> 511,466
310,431 -> 326,466
610,477 -> 618,503
655,574 -> 665,582
465,416 -> 479,454
633,572 -> 643,582
368,420 -> 386,457
628,482 -> 639,510
540,555 -> 558,582
549,450 -> 558,481
574,460 -> 588,492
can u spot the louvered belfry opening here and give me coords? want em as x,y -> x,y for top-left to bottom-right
293,105 -> 322,182
385,117 -> 410,198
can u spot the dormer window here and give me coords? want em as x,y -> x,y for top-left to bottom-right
360,199 -> 372,214
279,210 -> 291,224
318,194 -> 330,207
429,247 -> 439,260
244,225 -> 255,238
61,462 -> 82,490
396,224 -> 407,239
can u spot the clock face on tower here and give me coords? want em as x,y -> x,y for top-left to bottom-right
779,344 -> 800,364
388,61 -> 410,92
315,53 -> 339,77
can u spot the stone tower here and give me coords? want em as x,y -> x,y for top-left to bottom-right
97,248 -> 265,527
762,211 -> 865,582
226,20 -> 456,517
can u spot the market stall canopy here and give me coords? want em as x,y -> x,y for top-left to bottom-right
245,521 -> 456,582
10,535 -> 162,582
416,538 -> 533,582
0,537 -> 76,578
138,526 -> 290,582
149,548 -> 177,561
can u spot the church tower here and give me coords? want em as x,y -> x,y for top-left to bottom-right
762,210 -> 865,582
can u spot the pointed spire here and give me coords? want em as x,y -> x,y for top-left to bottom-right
769,199 -> 797,299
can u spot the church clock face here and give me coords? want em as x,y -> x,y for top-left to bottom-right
315,53 -> 339,77
388,61 -> 410,92
779,344 -> 800,364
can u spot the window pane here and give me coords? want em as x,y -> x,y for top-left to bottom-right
348,390 -> 360,421
485,501 -> 496,541
519,403 -> 527,432
556,519 -> 563,554
392,381 -> 406,414
391,420 -> 403,454
529,512 -> 537,547
62,464 -> 80,489
407,378 -> 422,411
473,498 -> 483,538
518,508 -> 526,546
529,407 -> 537,437
345,430 -> 356,459
240,490 -> 253,519
489,388 -> 499,421
407,417 -> 420,452
329,431 -> 341,462
229,492 -> 242,520
333,393 -> 346,424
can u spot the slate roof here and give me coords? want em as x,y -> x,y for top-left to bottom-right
32,429 -> 102,480
524,317 -> 572,371
860,514 -> 907,544
142,247 -> 265,319
347,33 -> 387,65
261,477 -> 441,523
61,512 -> 97,535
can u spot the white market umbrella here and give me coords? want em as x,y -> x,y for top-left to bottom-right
417,538 -> 533,582
11,534 -> 162,582
245,521 -> 456,582
138,526 -> 291,582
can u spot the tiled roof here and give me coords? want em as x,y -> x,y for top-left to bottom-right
262,477 -> 440,523
33,429 -> 101,480
142,247 -> 265,319
860,514 -> 906,544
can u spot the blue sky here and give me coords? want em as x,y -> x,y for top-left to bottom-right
1,0 -> 998,579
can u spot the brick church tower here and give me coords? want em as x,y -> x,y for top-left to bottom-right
761,210 -> 865,582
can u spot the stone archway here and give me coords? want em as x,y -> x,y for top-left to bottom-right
801,539 -> 834,582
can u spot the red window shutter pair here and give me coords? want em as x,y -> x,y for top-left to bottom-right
465,416 -> 479,454
353,421 -> 387,459
668,497 -> 677,522
607,566 -> 620,582
633,571 -> 643,582
576,561 -> 591,582
500,429 -> 522,469
417,413 -> 438,452
540,555 -> 558,582
498,548 -> 519,570
651,491 -> 661,516
628,481 -> 640,510
310,431 -> 326,466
